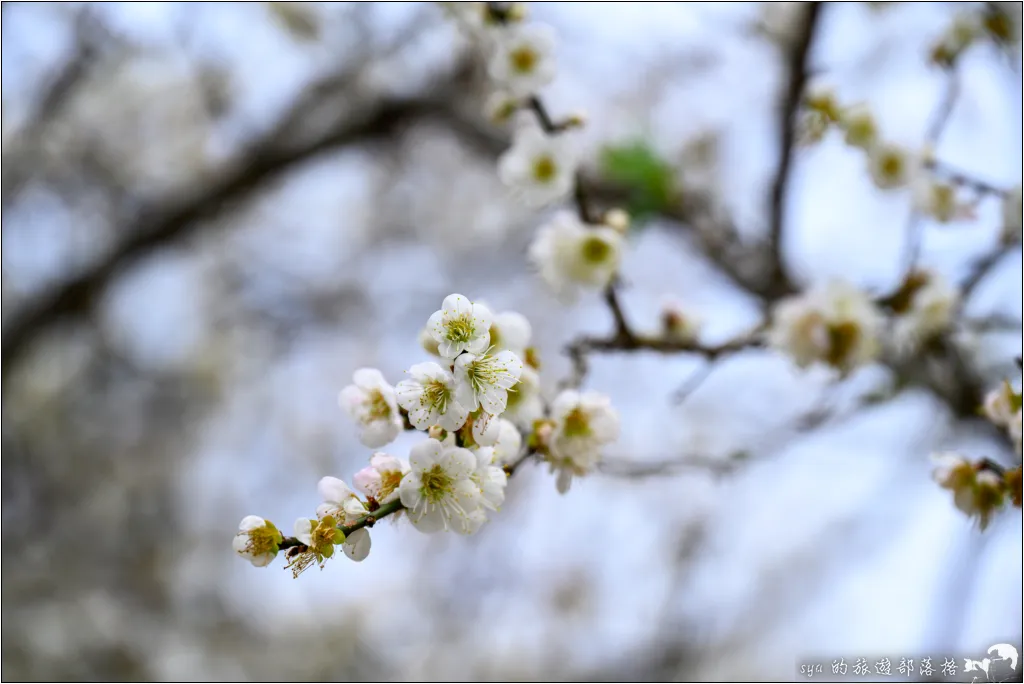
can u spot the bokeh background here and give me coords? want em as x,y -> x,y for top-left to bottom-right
2,2 -> 1022,681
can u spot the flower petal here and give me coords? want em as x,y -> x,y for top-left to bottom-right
399,473 -> 424,509
409,506 -> 445,534
352,368 -> 386,391
409,438 -> 443,472
441,447 -> 476,480
317,476 -> 353,505
342,528 -> 371,561
238,515 -> 265,532
442,293 -> 472,318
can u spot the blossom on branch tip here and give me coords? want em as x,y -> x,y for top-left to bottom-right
399,438 -> 483,534
498,124 -> 577,207
837,104 -> 878,150
529,211 -> 623,301
233,515 -> 282,567
454,349 -> 524,415
426,293 -> 492,359
545,390 -> 620,493
396,361 -> 471,432
338,368 -> 403,449
867,142 -> 918,190
769,280 -> 884,375
488,23 -> 557,98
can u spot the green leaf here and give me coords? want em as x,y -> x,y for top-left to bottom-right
599,140 -> 678,221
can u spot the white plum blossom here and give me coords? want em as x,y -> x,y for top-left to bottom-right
453,350 -> 524,415
341,527 -> 371,562
492,418 -> 524,465
314,476 -> 372,561
912,178 -> 970,223
982,381 -> 1020,428
1004,184 -> 1023,243
426,294 -> 493,359
291,516 -> 346,574
399,438 -> 483,534
232,515 -> 282,567
487,23 -> 557,98
889,271 -> 959,351
529,210 -> 623,301
488,309 -> 533,355
418,325 -> 441,357
546,390 -> 620,493
315,476 -> 365,522
353,452 -> 409,504
502,364 -> 544,428
768,280 -> 884,374
498,124 -> 577,207
471,447 -> 508,511
866,142 -> 917,190
931,452 -> 1006,530
838,103 -> 878,150
338,368 -> 403,448
468,409 -> 501,446
396,361 -> 470,431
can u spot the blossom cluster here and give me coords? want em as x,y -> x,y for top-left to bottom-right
235,293 -> 619,575
766,271 -> 959,375
930,375 -> 1023,529
446,2 -> 628,303
800,83 -> 978,222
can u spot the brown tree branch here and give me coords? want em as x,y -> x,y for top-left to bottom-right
764,1 -> 823,301
1,89 -> 462,373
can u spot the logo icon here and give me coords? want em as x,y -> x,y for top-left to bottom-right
965,644 -> 1020,683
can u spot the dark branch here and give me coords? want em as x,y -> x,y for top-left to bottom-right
1,92 -> 457,373
764,1 -> 823,301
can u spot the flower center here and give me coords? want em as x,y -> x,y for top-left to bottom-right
509,46 -> 538,74
880,153 -> 903,178
420,464 -> 454,503
422,380 -> 452,414
379,470 -> 404,499
562,407 -> 592,438
532,155 -> 557,183
312,515 -> 342,552
579,235 -> 612,265
466,355 -> 506,393
826,322 -> 861,367
245,523 -> 280,556
365,389 -> 392,420
445,314 -> 476,344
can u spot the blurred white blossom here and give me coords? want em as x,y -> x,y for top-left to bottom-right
338,368 -> 403,448
498,124 -> 577,207
529,211 -> 623,301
